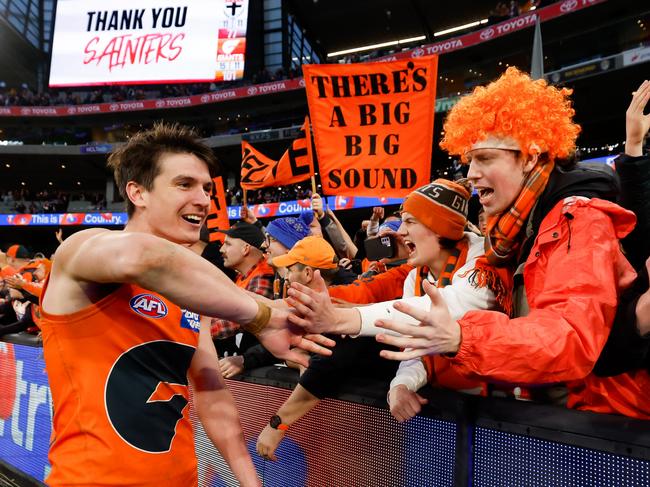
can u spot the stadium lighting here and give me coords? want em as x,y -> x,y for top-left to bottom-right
327,35 -> 426,57
433,19 -> 488,37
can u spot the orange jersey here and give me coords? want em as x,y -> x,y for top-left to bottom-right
40,282 -> 201,486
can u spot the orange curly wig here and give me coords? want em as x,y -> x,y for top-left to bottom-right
440,67 -> 581,162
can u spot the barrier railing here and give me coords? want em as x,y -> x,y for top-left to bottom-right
1,336 -> 649,486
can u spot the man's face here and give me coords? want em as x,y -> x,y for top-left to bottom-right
266,236 -> 289,260
466,148 -> 530,216
478,211 -> 488,235
220,236 -> 247,270
398,211 -> 441,268
136,152 -> 212,245
285,263 -> 311,287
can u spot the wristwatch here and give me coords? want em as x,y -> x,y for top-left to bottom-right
269,414 -> 289,431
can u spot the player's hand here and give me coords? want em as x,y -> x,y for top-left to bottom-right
257,306 -> 335,367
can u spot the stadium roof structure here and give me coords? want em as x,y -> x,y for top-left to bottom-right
286,0 -> 495,59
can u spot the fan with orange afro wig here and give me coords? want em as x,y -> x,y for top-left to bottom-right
440,67 -> 581,163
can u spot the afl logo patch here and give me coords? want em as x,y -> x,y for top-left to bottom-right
130,294 -> 168,319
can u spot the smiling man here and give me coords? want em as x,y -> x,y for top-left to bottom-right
39,123 -> 332,487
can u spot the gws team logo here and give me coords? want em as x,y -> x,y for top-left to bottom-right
105,341 -> 195,453
221,39 -> 241,55
130,294 -> 168,319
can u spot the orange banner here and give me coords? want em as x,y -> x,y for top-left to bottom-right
303,56 -> 437,197
240,117 -> 315,189
206,176 -> 229,243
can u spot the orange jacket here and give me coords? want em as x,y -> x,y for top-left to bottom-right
452,197 -> 648,419
329,263 -> 413,304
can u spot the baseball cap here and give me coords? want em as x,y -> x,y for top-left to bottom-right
272,236 -> 338,270
216,222 -> 265,250
6,244 -> 30,259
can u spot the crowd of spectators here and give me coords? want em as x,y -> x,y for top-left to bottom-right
0,190 -> 106,214
0,66 -> 302,108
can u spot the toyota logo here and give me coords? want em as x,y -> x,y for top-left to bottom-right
155,100 -> 166,108
560,0 -> 578,12
298,79 -> 305,87
109,104 -> 119,111
200,95 -> 209,103
480,28 -> 495,40
67,107 -> 76,114
247,86 -> 258,96
413,47 -> 425,58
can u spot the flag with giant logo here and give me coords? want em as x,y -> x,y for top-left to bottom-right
303,56 -> 437,197
240,117 -> 315,189
206,176 -> 230,243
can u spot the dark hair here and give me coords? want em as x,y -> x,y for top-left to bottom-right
107,122 -> 219,217
438,237 -> 459,250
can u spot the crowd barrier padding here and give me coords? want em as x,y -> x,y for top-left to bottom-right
1,336 -> 650,486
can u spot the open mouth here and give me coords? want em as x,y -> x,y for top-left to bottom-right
182,214 -> 203,225
477,188 -> 494,202
404,240 -> 416,255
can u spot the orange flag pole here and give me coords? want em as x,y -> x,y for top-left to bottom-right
310,175 -> 317,195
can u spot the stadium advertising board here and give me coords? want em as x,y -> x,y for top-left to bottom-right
49,0 -> 249,87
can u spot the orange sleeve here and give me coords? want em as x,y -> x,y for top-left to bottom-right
328,263 -> 412,305
22,280 -> 43,298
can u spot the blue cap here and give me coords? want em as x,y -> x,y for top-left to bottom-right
266,211 -> 314,250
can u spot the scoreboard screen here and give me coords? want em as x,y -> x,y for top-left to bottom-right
49,0 -> 249,87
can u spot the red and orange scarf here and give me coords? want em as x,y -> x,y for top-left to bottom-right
471,159 -> 555,315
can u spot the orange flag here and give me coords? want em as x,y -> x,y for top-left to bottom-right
240,117 -> 315,189
303,56 -> 437,197
206,176 -> 229,243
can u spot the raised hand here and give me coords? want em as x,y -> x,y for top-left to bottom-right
375,280 -> 461,359
625,79 -> 650,157
311,193 -> 325,219
240,205 -> 258,224
370,206 -> 385,222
